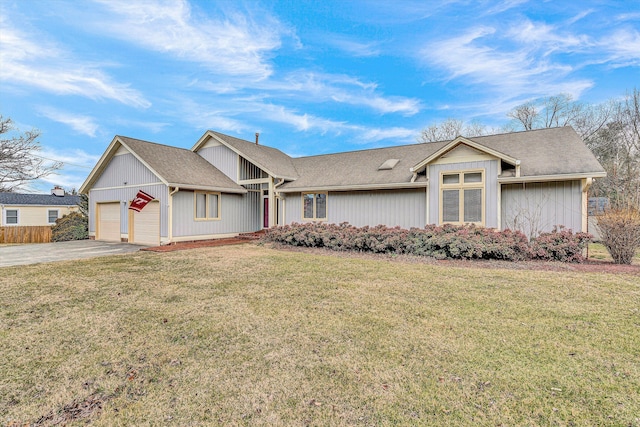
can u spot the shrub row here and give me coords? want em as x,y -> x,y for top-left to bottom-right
262,222 -> 592,263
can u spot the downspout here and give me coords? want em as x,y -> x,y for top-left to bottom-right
582,178 -> 592,258
168,186 -> 179,244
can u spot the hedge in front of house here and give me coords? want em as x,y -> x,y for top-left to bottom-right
263,222 -> 592,263
529,226 -> 592,263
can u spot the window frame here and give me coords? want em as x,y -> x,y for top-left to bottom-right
193,191 -> 221,221
301,192 -> 328,221
5,209 -> 18,225
48,209 -> 59,224
439,169 -> 485,226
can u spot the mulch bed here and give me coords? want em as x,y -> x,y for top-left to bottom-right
140,237 -> 252,252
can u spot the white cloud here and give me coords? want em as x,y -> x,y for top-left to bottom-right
0,17 -> 150,108
421,25 -> 593,104
38,107 -> 99,137
358,127 -> 417,143
91,0 -> 285,81
323,33 -> 381,57
601,30 -> 640,67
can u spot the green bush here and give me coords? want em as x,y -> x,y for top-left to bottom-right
51,212 -> 88,242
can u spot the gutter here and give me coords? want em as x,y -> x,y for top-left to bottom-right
498,172 -> 607,184
278,181 -> 429,193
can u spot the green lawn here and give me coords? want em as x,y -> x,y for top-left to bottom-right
1,244 -> 639,426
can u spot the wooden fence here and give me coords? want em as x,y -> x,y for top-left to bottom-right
0,226 -> 52,244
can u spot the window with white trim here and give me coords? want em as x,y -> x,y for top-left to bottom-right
48,209 -> 59,224
440,170 -> 484,225
5,209 -> 18,225
194,192 -> 221,220
302,192 -> 327,220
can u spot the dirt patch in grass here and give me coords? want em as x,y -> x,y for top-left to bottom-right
31,393 -> 109,426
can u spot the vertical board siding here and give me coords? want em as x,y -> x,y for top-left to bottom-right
284,189 -> 426,229
172,190 -> 260,237
501,180 -> 582,238
88,185 -> 168,237
94,154 -> 161,188
428,160 -> 499,228
197,146 -> 239,181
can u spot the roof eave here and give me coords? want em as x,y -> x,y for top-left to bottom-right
168,183 -> 247,194
278,181 -> 429,193
498,172 -> 607,183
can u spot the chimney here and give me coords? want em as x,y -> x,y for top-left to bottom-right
51,186 -> 65,197
255,132 -> 260,145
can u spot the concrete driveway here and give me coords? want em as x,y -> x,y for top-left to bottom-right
0,240 -> 146,267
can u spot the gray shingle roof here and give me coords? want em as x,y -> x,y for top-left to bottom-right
471,126 -> 605,177
0,193 -> 80,206
207,131 -> 299,179
118,136 -> 246,193
278,126 -> 605,191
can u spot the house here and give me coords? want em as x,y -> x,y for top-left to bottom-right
0,187 -> 80,227
79,126 -> 606,245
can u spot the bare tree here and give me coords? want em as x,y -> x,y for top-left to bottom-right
507,93 -> 613,140
507,101 -> 537,131
0,116 -> 62,192
418,118 -> 488,143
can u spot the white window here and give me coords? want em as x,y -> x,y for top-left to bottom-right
5,209 -> 18,225
194,192 -> 221,220
48,209 -> 59,224
302,193 -> 327,220
440,170 -> 484,225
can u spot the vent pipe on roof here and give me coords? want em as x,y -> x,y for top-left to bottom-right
255,132 -> 260,145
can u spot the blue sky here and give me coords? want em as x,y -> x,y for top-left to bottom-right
1,0 -> 638,193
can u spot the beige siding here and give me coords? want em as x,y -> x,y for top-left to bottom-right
1,205 -> 77,226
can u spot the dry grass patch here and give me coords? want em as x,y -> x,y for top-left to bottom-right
1,244 -> 639,426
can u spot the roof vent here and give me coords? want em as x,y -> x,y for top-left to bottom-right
51,186 -> 65,197
378,159 -> 400,170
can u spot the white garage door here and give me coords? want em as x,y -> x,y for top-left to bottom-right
131,201 -> 160,246
97,202 -> 121,242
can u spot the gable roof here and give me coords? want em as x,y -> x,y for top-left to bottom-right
80,136 -> 246,194
0,193 -> 80,206
193,131 -> 299,180
278,126 -> 605,192
469,126 -> 605,178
